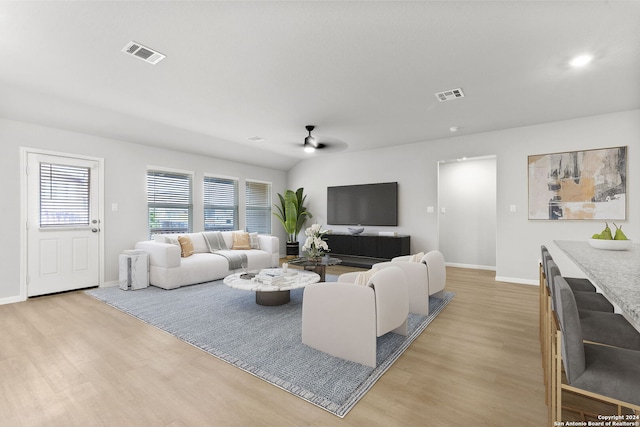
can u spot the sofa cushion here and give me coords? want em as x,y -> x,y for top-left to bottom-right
185,233 -> 208,253
409,252 -> 425,262
354,269 -> 376,286
165,235 -> 180,246
221,231 -> 236,249
232,231 -> 251,250
178,235 -> 195,257
202,231 -> 228,251
249,232 -> 260,250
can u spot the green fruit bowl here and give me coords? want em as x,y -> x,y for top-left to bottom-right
588,239 -> 632,251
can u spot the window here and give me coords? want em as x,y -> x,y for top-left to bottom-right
245,180 -> 271,234
204,175 -> 238,231
147,169 -> 193,236
39,162 -> 90,227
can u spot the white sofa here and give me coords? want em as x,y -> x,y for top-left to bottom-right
135,231 -> 279,289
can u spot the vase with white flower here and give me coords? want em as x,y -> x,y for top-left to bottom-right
302,223 -> 330,261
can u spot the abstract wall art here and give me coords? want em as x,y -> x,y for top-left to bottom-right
528,146 -> 627,220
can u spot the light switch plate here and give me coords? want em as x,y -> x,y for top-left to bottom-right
510,204 -> 517,212
427,206 -> 434,213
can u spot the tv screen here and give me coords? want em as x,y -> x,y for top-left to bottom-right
327,182 -> 398,226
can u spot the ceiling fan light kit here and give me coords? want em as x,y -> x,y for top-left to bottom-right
569,54 -> 593,68
304,125 -> 317,152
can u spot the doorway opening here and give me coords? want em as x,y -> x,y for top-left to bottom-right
437,155 -> 497,270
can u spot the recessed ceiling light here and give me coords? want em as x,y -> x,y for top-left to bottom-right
248,136 -> 265,142
569,54 -> 593,68
449,126 -> 459,133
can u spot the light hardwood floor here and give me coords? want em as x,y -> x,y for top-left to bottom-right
1,266 -> 551,426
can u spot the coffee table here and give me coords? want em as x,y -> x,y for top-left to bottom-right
288,256 -> 342,281
223,268 -> 320,306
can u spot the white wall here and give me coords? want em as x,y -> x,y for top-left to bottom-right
2,109 -> 637,302
288,110 -> 640,284
438,157 -> 497,269
0,118 -> 287,303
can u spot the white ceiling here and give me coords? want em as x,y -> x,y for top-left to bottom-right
1,1 -> 639,170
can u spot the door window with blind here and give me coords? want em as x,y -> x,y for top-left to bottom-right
147,169 -> 193,236
39,162 -> 90,227
245,180 -> 271,234
204,175 -> 238,231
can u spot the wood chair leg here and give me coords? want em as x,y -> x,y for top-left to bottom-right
555,328 -> 563,422
544,288 -> 552,406
549,318 -> 555,424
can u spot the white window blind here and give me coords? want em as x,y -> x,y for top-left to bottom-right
204,176 -> 238,231
39,162 -> 90,227
147,170 -> 193,236
245,180 -> 271,234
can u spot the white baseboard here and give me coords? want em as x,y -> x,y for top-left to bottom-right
445,262 -> 496,271
0,281 -> 124,306
495,276 -> 539,286
444,263 -> 538,286
101,280 -> 121,288
0,295 -> 26,306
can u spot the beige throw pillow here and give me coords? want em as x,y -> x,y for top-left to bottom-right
232,232 -> 251,250
178,235 -> 194,257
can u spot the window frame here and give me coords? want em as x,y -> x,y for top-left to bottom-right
203,173 -> 239,232
146,166 -> 194,237
39,162 -> 91,227
244,179 -> 272,234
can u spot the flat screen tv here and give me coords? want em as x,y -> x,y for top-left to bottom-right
327,182 -> 398,226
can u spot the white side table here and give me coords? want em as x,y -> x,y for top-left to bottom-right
119,250 -> 149,290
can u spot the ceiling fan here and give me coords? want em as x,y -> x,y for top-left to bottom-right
303,125 -> 326,153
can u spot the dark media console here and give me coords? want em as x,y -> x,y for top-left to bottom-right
324,233 -> 410,268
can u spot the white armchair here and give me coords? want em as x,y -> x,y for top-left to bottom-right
389,250 -> 446,298
301,266 -> 409,367
424,251 -> 446,298
371,261 -> 429,315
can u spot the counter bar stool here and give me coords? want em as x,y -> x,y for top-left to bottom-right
552,276 -> 640,351
539,246 -> 613,405
541,246 -> 595,292
547,260 -> 613,313
550,277 -> 640,422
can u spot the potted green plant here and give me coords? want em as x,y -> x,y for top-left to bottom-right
273,188 -> 312,258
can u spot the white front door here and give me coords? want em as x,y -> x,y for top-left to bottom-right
26,153 -> 101,296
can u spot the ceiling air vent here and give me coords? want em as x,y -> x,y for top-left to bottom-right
121,41 -> 165,65
435,88 -> 465,102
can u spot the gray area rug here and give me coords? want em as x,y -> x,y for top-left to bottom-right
86,279 -> 454,417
